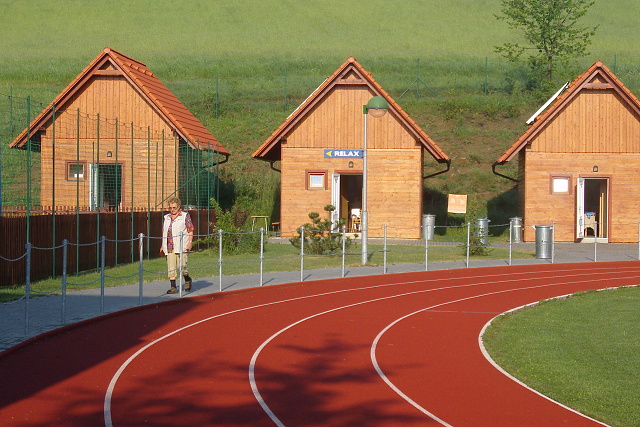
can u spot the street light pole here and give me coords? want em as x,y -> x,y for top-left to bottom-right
361,96 -> 388,265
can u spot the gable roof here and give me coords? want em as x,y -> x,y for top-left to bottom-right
495,60 -> 640,164
10,47 -> 229,155
252,56 -> 449,163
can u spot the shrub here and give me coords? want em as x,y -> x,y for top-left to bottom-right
195,197 -> 262,255
289,205 -> 354,255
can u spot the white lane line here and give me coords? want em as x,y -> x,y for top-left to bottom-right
371,279 -> 640,426
104,265 -> 640,426
250,271 -> 640,426
104,275 -> 456,426
476,287 -> 640,427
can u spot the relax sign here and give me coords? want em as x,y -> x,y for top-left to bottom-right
323,149 -> 363,158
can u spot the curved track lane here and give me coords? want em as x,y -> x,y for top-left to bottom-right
1,262 -> 637,426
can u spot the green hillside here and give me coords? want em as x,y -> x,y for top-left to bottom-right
2,0 -> 640,222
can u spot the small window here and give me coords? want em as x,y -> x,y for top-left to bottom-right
306,171 -> 327,190
68,162 -> 85,180
551,176 -> 571,194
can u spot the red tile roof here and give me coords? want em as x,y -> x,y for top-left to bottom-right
495,60 -> 640,164
10,47 -> 228,155
252,56 -> 449,163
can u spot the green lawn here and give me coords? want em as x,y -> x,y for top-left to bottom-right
484,286 -> 640,427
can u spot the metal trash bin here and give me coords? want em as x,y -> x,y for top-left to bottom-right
475,218 -> 490,245
422,214 -> 435,240
510,217 -> 523,243
535,225 -> 553,259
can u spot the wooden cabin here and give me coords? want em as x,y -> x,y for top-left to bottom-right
9,47 -> 229,212
253,57 -> 450,239
494,61 -> 640,242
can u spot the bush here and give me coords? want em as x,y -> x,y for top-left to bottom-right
195,197 -> 262,255
289,205 -> 354,255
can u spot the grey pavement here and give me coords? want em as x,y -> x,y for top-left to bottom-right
2,240 -> 638,353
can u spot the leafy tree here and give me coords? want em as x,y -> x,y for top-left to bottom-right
495,0 -> 598,82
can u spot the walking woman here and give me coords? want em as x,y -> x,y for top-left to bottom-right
160,197 -> 194,293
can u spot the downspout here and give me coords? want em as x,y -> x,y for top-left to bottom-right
216,153 -> 230,165
491,161 -> 519,183
269,160 -> 281,173
423,159 -> 451,179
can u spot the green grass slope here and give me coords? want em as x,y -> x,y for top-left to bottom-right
2,0 -> 640,220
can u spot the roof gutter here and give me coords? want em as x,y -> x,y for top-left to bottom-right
492,162 -> 519,183
269,160 -> 281,173
423,159 -> 451,180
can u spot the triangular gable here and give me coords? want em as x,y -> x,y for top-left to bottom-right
495,60 -> 640,164
10,47 -> 229,155
252,56 -> 449,163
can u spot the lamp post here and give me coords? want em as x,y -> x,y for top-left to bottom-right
362,96 -> 389,265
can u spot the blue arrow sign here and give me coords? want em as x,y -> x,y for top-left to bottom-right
324,149 -> 363,158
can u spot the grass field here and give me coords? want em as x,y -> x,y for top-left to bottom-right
484,286 -> 640,427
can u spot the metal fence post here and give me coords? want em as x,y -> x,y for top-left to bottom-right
260,228 -> 264,286
218,229 -> 223,292
508,221 -> 512,266
62,239 -> 68,324
384,224 -> 388,274
138,233 -> 144,304
100,236 -> 106,314
300,226 -> 305,282
424,225 -> 428,271
341,225 -> 346,278
178,231 -> 184,297
25,242 -> 32,335
466,223 -> 470,268
551,222 -> 555,264
594,221 -> 598,262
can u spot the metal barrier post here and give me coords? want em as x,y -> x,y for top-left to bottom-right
594,221 -> 598,262
300,226 -> 305,282
260,228 -> 264,286
138,233 -> 144,304
178,232 -> 184,297
508,222 -> 512,266
383,224 -> 388,274
466,223 -> 470,268
62,239 -> 68,324
425,226 -> 429,271
100,236 -> 106,314
218,229 -> 223,292
25,242 -> 32,335
341,226 -> 346,278
551,222 -> 555,264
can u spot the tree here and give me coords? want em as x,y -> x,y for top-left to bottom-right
495,0 -> 598,82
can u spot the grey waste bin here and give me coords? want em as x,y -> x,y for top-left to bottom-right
422,214 -> 435,240
535,225 -> 553,259
510,217 -> 522,243
475,218 -> 490,245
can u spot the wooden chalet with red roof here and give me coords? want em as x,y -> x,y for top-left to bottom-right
494,61 -> 640,242
9,47 -> 229,211
253,57 -> 450,239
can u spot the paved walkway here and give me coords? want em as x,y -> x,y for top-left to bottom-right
2,241 -> 638,353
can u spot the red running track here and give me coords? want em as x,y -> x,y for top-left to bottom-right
1,262 -> 638,426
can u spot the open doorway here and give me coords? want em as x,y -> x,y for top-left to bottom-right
331,173 -> 362,232
89,163 -> 122,211
576,177 -> 608,239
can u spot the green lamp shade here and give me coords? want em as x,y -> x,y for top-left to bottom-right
365,96 -> 389,117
